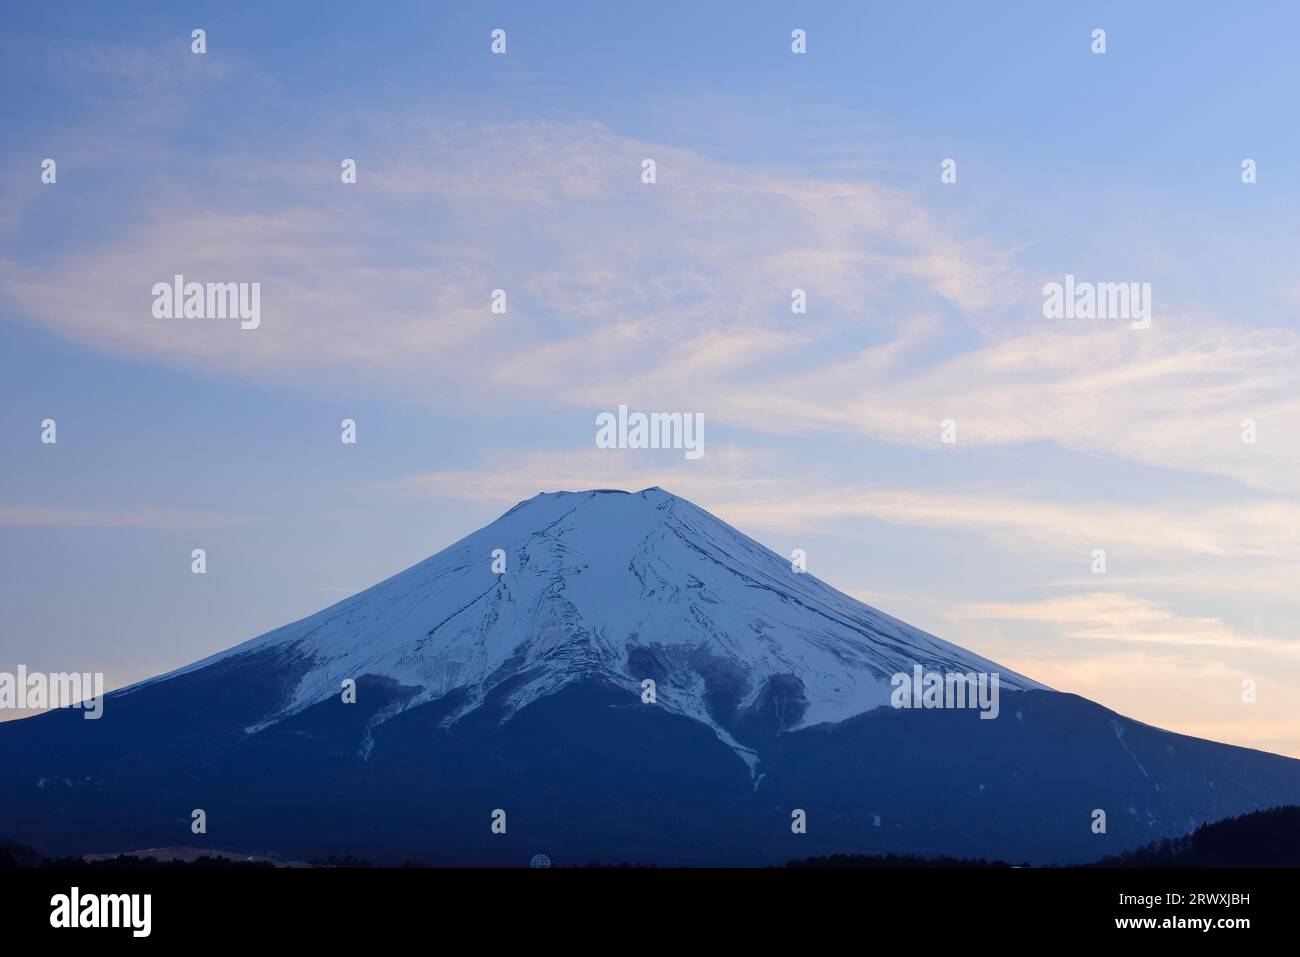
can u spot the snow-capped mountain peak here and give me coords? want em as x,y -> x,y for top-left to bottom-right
126,487 -> 1042,764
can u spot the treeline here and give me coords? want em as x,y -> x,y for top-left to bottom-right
1091,805 -> 1300,868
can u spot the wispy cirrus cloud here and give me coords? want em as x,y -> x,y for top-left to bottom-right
956,592 -> 1300,659
733,323 -> 1300,492
1,115 -> 1012,407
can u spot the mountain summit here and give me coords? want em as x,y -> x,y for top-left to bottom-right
4,488 -> 1299,865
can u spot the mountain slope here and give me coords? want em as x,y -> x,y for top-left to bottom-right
3,487 -> 1298,865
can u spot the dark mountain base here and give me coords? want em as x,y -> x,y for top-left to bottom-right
3,657 -> 1299,866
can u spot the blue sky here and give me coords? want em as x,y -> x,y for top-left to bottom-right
3,1 -> 1300,756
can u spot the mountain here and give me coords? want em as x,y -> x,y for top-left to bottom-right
3,487 -> 1299,865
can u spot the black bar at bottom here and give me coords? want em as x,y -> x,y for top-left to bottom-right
0,865 -> 1288,943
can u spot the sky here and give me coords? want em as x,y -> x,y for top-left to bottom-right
2,1 -> 1299,757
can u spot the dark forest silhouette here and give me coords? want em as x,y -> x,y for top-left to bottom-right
5,804 -> 1297,868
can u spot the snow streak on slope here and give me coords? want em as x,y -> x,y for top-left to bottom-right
121,488 -> 1044,764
